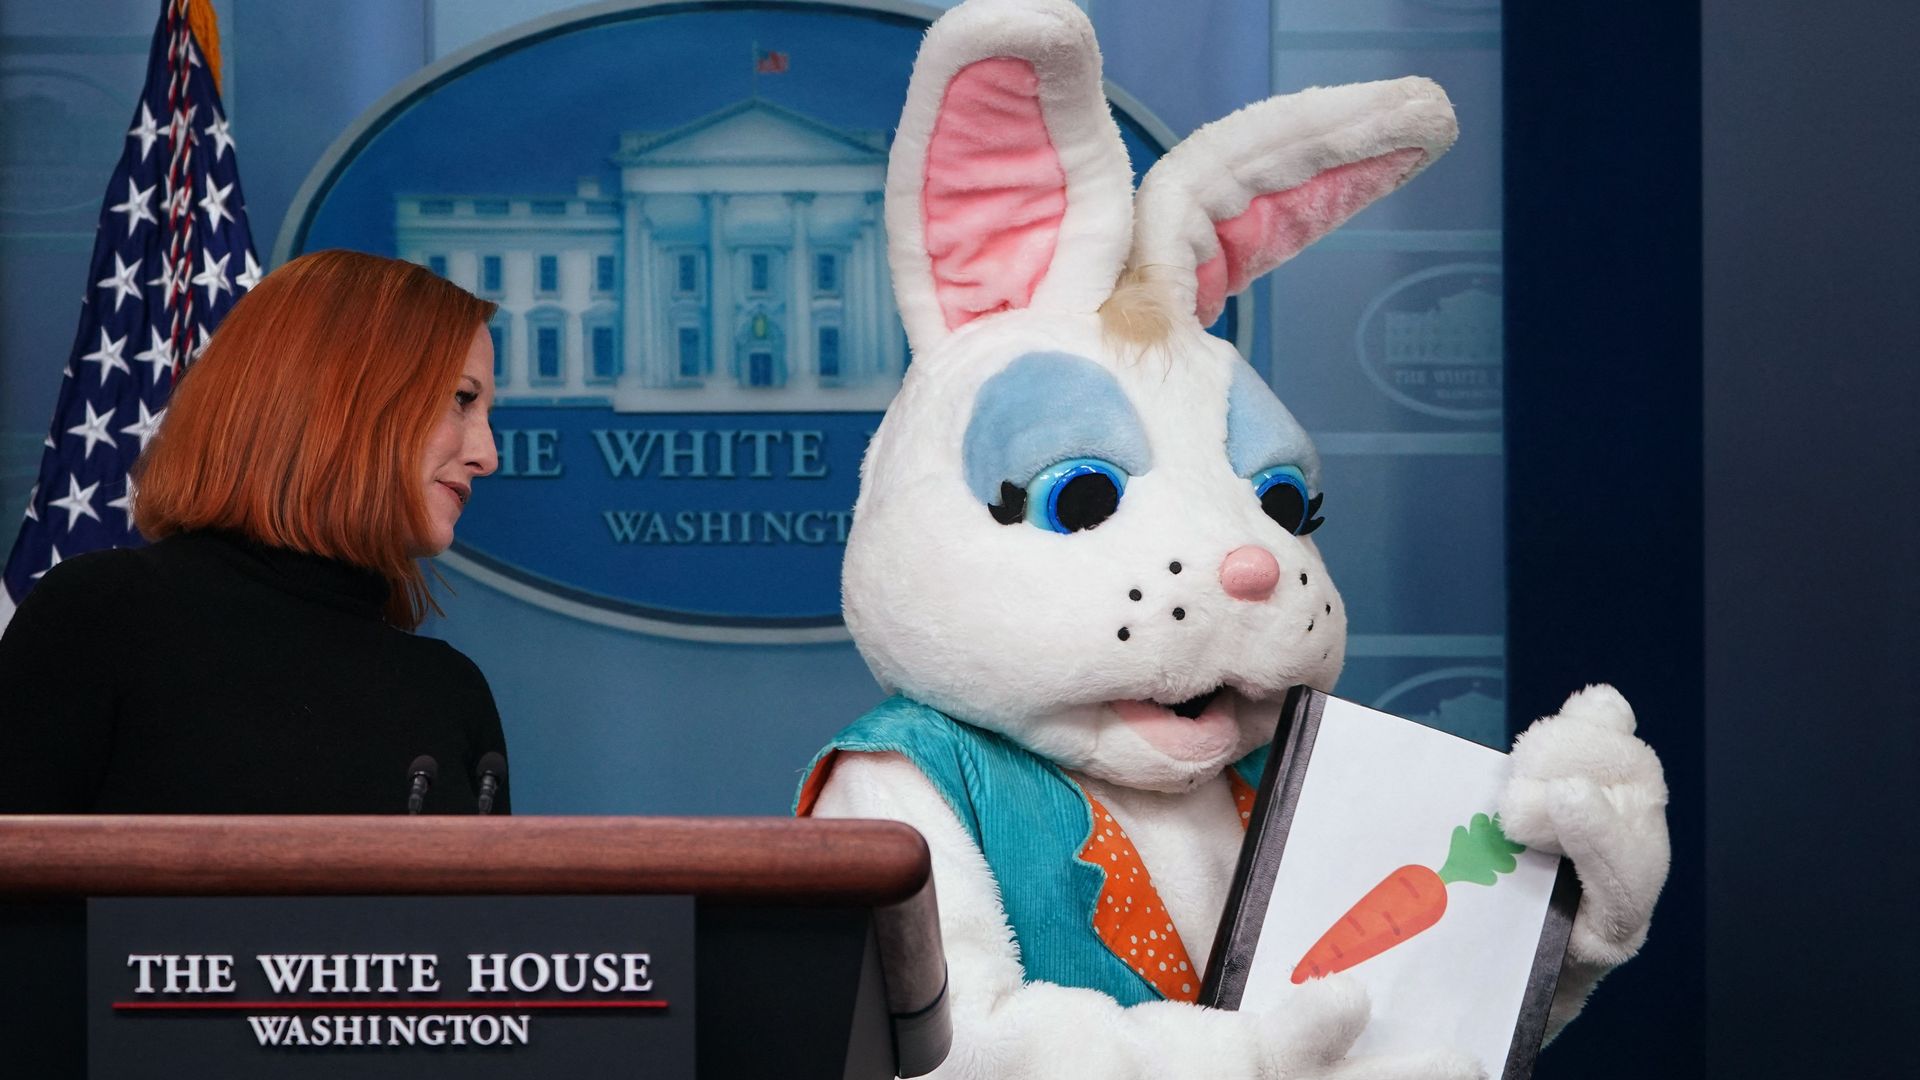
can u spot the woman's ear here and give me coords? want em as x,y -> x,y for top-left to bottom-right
885,0 -> 1136,357
1129,77 -> 1458,326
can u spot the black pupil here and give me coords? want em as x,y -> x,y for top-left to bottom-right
1054,471 -> 1120,532
1261,481 -> 1308,533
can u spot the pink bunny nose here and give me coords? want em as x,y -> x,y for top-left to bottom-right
1219,545 -> 1280,602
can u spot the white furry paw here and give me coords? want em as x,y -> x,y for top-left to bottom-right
1253,976 -> 1370,1077
1253,978 -> 1480,1080
1499,684 -> 1671,967
1322,1050 -> 1485,1080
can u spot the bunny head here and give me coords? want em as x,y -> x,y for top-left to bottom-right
843,0 -> 1456,793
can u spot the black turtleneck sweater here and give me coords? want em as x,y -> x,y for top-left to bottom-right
0,531 -> 509,814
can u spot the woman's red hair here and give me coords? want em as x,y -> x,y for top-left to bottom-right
134,249 -> 495,628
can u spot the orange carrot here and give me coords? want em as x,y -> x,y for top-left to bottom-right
1291,864 -> 1448,983
1290,813 -> 1523,984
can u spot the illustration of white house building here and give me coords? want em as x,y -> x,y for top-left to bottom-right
1383,286 -> 1502,369
395,99 -> 905,412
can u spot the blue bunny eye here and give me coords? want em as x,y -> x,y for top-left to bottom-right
1006,457 -> 1127,534
1251,465 -> 1324,536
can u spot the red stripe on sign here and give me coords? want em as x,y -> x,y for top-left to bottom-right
113,1000 -> 668,1011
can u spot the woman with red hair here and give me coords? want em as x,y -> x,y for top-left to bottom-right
0,249 -> 509,814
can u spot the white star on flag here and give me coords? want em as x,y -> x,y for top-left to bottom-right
110,178 -> 158,237
204,113 -> 236,161
236,250 -> 264,293
147,252 -> 180,298
192,249 -> 231,303
66,401 -> 119,461
96,253 -> 144,313
193,325 -> 212,361
119,400 -> 165,453
199,179 -> 235,231
108,477 -> 138,523
133,325 -> 175,383
48,476 -> 102,532
30,545 -> 62,582
128,102 -> 161,162
23,484 -> 38,523
80,329 -> 132,386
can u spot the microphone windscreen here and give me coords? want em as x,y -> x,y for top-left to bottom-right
477,751 -> 508,780
408,755 -> 439,782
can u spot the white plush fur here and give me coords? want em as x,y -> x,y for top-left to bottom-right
885,0 -> 1136,357
816,1 -> 1670,1075
1128,79 -> 1455,310
1499,685 -> 1671,1040
845,313 -> 1345,793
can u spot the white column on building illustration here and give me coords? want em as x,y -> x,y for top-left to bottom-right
622,194 -> 649,387
787,192 -> 813,380
567,310 -> 587,394
861,193 -> 886,378
849,226 -> 872,378
872,197 -> 900,375
455,251 -> 478,296
509,250 -> 532,390
639,224 -> 658,388
707,193 -> 730,381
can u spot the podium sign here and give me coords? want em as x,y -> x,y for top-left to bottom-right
88,896 -> 694,1079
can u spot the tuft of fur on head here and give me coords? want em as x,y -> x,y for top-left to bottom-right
1098,264 -> 1181,350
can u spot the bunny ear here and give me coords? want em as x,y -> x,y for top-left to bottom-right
886,0 -> 1136,355
1129,77 -> 1458,326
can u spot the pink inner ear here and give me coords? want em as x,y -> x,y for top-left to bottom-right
923,58 -> 1068,331
1194,147 -> 1428,324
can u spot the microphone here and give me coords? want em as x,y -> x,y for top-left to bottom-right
405,755 -> 439,815
475,752 -> 507,816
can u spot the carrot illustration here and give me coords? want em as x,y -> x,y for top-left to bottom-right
1291,812 -> 1524,984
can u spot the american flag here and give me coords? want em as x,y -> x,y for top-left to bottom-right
754,47 -> 790,75
0,0 -> 260,631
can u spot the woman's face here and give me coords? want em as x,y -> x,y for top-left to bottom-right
416,327 -> 498,556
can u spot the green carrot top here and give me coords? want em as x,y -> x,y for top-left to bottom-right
1435,812 -> 1526,886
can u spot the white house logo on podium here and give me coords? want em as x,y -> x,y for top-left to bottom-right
1356,262 -> 1502,422
280,1 -> 1233,642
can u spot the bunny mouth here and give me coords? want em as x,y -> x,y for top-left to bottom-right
1108,686 -> 1239,762
1163,688 -> 1222,718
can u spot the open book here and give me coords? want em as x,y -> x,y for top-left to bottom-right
1201,687 -> 1578,1080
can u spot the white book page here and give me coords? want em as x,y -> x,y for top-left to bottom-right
1238,696 -> 1562,1073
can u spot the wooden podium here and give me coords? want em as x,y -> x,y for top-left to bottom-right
0,816 -> 950,1079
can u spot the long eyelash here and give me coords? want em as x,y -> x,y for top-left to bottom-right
989,480 -> 1026,526
1298,492 -> 1326,535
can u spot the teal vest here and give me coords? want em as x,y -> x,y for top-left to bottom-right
797,695 -> 1269,1005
